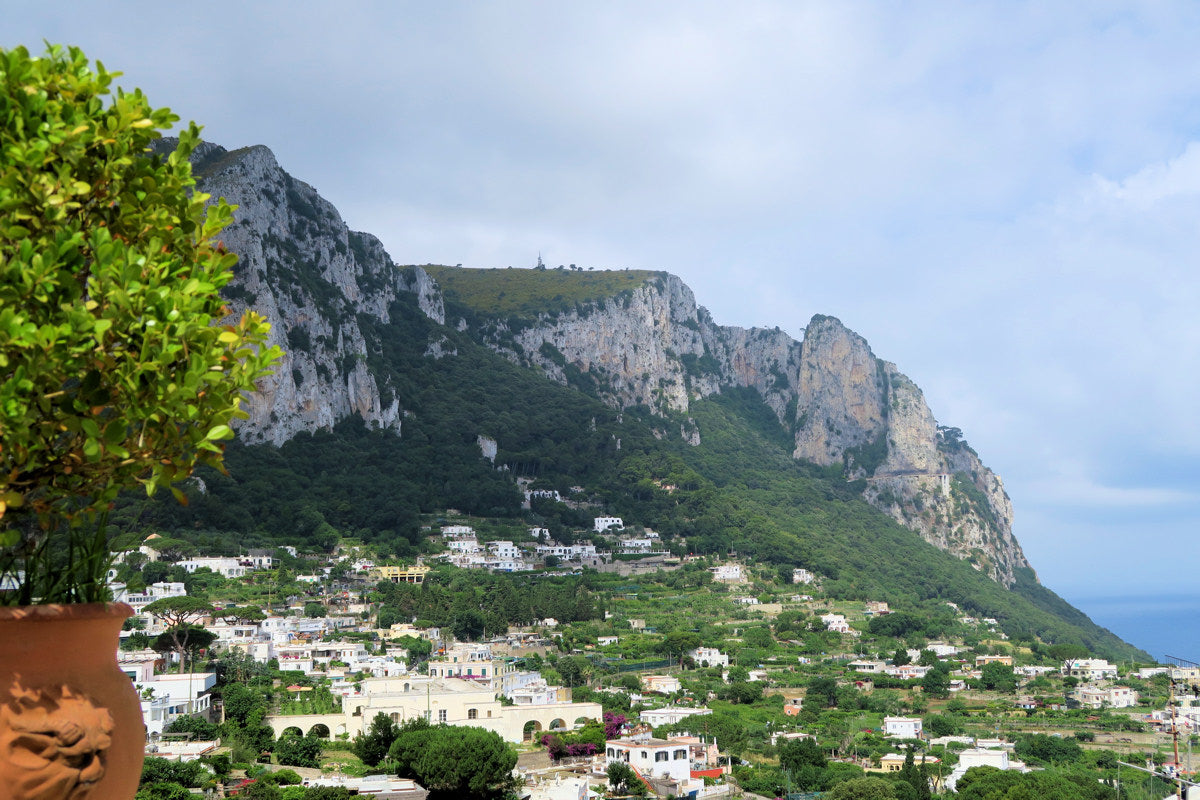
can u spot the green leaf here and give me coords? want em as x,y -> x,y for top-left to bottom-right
205,424 -> 233,441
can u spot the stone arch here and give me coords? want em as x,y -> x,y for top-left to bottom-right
281,726 -> 303,739
307,723 -> 330,738
523,720 -> 542,742
573,716 -> 590,727
549,718 -> 566,730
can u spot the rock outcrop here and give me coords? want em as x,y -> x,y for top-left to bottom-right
186,140 -> 1029,585
185,142 -> 443,445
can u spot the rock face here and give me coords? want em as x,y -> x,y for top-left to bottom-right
465,277 -> 1030,586
190,141 -> 1029,586
185,142 -> 443,445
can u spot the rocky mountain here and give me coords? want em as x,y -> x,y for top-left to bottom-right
184,142 -> 443,446
429,269 -> 1029,587
192,141 -> 1025,586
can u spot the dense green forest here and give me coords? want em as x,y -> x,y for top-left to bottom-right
113,285 -> 1146,661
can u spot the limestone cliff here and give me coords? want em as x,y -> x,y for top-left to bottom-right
453,273 -> 1029,586
182,139 -> 1027,586
184,141 -> 443,445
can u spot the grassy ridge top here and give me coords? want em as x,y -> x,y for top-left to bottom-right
422,265 -> 664,318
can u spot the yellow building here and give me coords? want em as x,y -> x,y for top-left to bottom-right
371,564 -> 431,584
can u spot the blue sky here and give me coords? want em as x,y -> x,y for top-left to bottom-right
10,2 -> 1200,612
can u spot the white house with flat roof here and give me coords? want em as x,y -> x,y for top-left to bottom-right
1063,659 -> 1118,681
883,716 -> 923,738
606,737 -> 692,783
594,516 -> 624,532
641,706 -> 713,727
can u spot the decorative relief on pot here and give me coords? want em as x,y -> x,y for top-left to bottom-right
0,679 -> 114,800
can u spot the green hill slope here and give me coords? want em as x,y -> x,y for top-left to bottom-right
116,290 -> 1147,661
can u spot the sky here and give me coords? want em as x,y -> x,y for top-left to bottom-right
9,2 -> 1200,643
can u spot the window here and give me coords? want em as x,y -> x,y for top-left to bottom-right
641,751 -> 649,760
655,752 -> 668,762
438,710 -> 447,723
468,708 -> 478,720
674,749 -> 687,760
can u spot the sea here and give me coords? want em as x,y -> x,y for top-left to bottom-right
1068,593 -> 1200,665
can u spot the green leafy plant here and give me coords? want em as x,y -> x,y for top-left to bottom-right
0,44 -> 281,604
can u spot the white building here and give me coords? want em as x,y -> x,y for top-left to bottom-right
1063,659 -> 1118,681
606,738 -> 692,784
448,538 -> 481,555
594,516 -> 624,533
617,537 -> 658,554
441,525 -> 475,537
640,706 -> 713,727
176,557 -> 246,579
641,675 -> 682,695
821,614 -> 851,633
489,541 -> 520,560
710,564 -> 746,583
883,716 -> 923,738
118,581 -> 188,612
1074,685 -> 1138,709
690,647 -> 729,668
792,568 -> 814,584
136,672 -> 217,734
944,748 -> 1028,792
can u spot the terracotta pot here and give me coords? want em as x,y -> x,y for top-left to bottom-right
0,602 -> 144,800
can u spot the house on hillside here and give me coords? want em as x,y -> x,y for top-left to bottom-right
1063,659 -> 1118,681
641,675 -> 682,695
883,716 -> 923,738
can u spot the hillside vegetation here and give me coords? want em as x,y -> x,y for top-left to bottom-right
115,285 -> 1147,662
424,264 -> 662,319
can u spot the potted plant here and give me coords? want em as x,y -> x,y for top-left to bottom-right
0,44 -> 280,799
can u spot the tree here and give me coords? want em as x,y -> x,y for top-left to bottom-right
0,44 -> 280,603
741,626 -> 774,649
780,736 -> 827,790
238,781 -> 281,800
826,777 -> 898,799
606,761 -> 647,797
139,756 -> 210,787
556,655 -> 592,688
152,624 -> 215,666
388,723 -> 518,798
892,647 -> 910,666
135,783 -> 192,800
980,662 -> 1018,694
274,731 -> 322,768
921,667 -> 950,699
164,713 -> 218,741
304,601 -> 327,618
806,676 -> 838,709
216,605 -> 266,625
353,712 -> 400,767
143,596 -> 214,669
659,630 -> 703,664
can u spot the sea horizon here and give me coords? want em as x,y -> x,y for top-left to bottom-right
1068,592 -> 1199,666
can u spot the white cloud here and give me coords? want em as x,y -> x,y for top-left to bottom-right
1093,141 -> 1200,205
